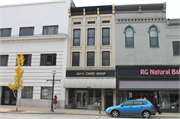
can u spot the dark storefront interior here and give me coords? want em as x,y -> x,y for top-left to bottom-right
1,86 -> 16,105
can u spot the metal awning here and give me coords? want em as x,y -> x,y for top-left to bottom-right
119,81 -> 180,90
64,78 -> 116,88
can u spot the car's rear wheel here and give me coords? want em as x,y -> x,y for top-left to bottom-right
111,110 -> 119,117
143,111 -> 151,118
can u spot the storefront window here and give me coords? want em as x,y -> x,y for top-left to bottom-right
41,87 -> 52,99
68,88 -> 75,104
159,91 -> 170,109
170,91 -> 179,109
119,91 -> 127,104
89,89 -> 101,106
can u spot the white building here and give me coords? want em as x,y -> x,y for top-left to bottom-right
0,0 -> 75,109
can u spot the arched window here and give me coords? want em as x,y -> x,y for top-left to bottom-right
149,27 -> 158,47
125,27 -> 134,47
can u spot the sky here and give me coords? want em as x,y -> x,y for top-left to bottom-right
0,0 -> 180,18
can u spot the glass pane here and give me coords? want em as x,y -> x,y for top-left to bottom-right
102,38 -> 109,45
73,53 -> 79,59
0,55 -> 8,66
87,52 -> 94,66
41,87 -> 52,99
173,42 -> 179,49
88,29 -> 95,37
2,29 -> 10,37
159,91 -> 170,109
150,27 -> 158,37
89,89 -> 101,105
123,101 -> 133,106
30,28 -> 34,35
43,27 -> 47,35
77,92 -> 82,107
126,28 -> 133,37
68,88 -> 75,104
47,26 -> 55,35
119,91 -> 127,104
150,37 -> 158,46
102,52 -> 110,66
74,30 -> 80,37
170,91 -> 179,109
23,55 -> 28,66
134,101 -> 143,105
20,29 -> 24,36
126,37 -> 134,47
55,26 -> 58,34
88,38 -> 95,45
103,28 -> 109,37
4,90 -> 10,104
74,38 -> 80,46
24,28 -> 31,36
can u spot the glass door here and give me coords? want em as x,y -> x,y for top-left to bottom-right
4,90 -> 10,104
77,91 -> 88,108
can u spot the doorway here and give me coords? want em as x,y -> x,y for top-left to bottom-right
76,91 -> 88,108
135,93 -> 149,100
105,90 -> 113,109
1,86 -> 16,105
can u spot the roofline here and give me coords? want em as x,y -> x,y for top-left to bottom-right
71,5 -> 112,9
115,2 -> 165,7
0,0 -> 66,8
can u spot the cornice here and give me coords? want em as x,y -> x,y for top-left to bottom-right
86,17 -> 97,20
116,17 -> 166,24
0,34 -> 67,43
100,16 -> 112,19
72,17 -> 83,21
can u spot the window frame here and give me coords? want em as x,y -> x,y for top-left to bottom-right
102,28 -> 110,45
42,25 -> 58,35
40,54 -> 56,66
19,27 -> 34,36
125,27 -> 134,47
173,41 -> 180,55
102,51 -> 110,66
73,29 -> 80,46
87,28 -> 95,46
149,26 -> 159,47
21,86 -> 33,99
0,28 -> 11,37
72,52 -> 80,66
0,55 -> 8,66
41,87 -> 52,99
87,51 -> 94,66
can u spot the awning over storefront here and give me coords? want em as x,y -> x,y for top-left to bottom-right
64,78 -> 116,88
119,81 -> 180,90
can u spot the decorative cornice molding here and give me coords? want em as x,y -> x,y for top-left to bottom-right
116,18 -> 166,24
72,17 -> 83,21
100,16 -> 112,20
86,17 -> 97,20
0,35 -> 67,43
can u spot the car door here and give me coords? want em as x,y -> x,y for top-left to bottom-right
132,101 -> 144,114
120,101 -> 133,114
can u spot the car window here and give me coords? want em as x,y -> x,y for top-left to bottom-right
123,101 -> 133,106
134,101 -> 143,105
143,102 -> 148,105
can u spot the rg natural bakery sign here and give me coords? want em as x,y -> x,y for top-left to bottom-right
140,69 -> 180,75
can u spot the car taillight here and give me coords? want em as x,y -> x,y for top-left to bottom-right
151,105 -> 155,109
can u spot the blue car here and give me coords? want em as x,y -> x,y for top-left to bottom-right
106,99 -> 156,118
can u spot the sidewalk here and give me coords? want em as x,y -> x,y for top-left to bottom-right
0,105 -> 180,117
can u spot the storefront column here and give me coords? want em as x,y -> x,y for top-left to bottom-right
101,89 -> 105,111
113,89 -> 116,106
65,88 -> 68,105
0,86 -> 2,105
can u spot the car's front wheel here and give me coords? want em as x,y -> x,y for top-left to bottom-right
143,111 -> 151,118
111,110 -> 119,117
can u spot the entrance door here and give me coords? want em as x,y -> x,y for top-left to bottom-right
1,86 -> 16,105
77,91 -> 88,108
135,93 -> 148,100
105,91 -> 113,109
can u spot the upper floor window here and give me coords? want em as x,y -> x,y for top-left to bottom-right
73,29 -> 80,46
102,28 -> 110,45
0,28 -> 11,37
19,27 -> 34,36
87,51 -> 94,66
40,54 -> 56,66
102,51 -> 110,66
173,41 -> 180,55
16,54 -> 31,66
149,27 -> 158,47
88,28 -> 95,46
102,20 -> 110,23
0,55 -> 8,66
74,22 -> 81,25
43,26 -> 58,35
125,27 -> 134,47
72,52 -> 80,66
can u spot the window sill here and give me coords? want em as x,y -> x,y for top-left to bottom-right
150,46 -> 159,48
173,54 -> 180,56
125,47 -> 135,48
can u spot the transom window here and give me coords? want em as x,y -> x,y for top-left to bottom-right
0,28 -> 11,37
40,54 -> 56,66
19,27 -> 34,36
87,28 -> 95,45
43,26 -> 58,35
87,52 -> 94,66
173,41 -> 180,55
125,27 -> 134,47
73,29 -> 80,46
102,51 -> 110,66
72,52 -> 80,66
149,27 -> 159,47
102,28 -> 110,45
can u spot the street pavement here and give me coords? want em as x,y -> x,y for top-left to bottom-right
0,105 -> 179,118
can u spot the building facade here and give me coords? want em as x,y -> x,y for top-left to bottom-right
0,0 -> 74,109
115,3 -> 180,112
64,5 -> 116,110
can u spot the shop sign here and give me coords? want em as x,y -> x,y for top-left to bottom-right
66,70 -> 115,77
140,69 -> 180,75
